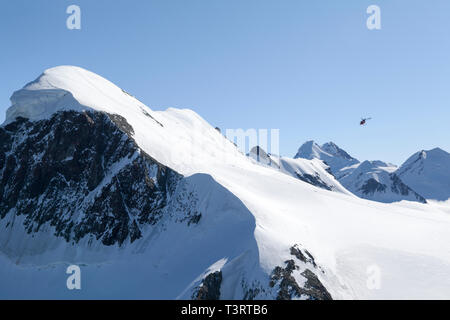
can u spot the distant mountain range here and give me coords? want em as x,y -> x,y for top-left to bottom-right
248,146 -> 351,195
290,141 -> 449,203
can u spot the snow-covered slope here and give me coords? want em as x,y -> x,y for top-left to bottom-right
338,160 -> 426,203
248,146 -> 280,169
279,158 -> 351,194
396,148 -> 450,201
294,141 -> 360,176
248,146 -> 350,194
295,141 -> 428,204
1,66 -> 450,299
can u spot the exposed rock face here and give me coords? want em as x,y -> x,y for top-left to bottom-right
357,174 -> 426,203
294,142 -> 430,204
300,269 -> 332,300
242,280 -> 265,300
0,111 -> 198,247
295,141 -> 360,174
390,174 -> 426,203
248,146 -> 347,193
294,172 -> 332,191
195,271 -> 223,300
270,245 -> 332,300
359,178 -> 387,195
290,245 -> 317,268
338,160 -> 427,204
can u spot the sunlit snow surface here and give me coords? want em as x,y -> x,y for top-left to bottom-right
1,66 -> 450,299
397,148 -> 450,201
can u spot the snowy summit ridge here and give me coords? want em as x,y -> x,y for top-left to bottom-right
5,66 -> 154,125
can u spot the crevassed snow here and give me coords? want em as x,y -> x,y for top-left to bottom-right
2,66 -> 450,299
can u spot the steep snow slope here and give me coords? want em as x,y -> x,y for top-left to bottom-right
338,160 -> 426,203
279,158 -> 351,194
397,148 -> 450,201
248,146 -> 350,194
2,66 -> 450,299
294,141 -> 360,175
248,146 -> 280,169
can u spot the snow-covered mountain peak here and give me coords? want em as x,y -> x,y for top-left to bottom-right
321,142 -> 356,161
338,159 -> 426,204
396,147 -> 450,201
294,141 -> 360,174
416,148 -> 446,160
4,66 -> 247,177
423,147 -> 447,159
399,147 -> 449,173
294,140 -> 322,159
4,65 -> 157,126
247,145 -> 350,194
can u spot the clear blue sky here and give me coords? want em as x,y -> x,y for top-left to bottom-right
1,0 -> 449,165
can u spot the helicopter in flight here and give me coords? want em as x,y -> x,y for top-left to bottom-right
360,117 -> 372,126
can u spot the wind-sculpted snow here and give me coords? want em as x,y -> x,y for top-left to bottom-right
1,66 -> 450,299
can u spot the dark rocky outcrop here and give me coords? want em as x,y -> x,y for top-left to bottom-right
269,245 -> 332,300
294,172 -> 332,191
138,106 -> 164,128
290,245 -> 317,268
195,271 -> 222,300
359,178 -> 387,195
358,175 -> 426,204
390,174 -> 426,203
300,269 -> 332,300
0,110 -> 197,246
322,162 -> 335,177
